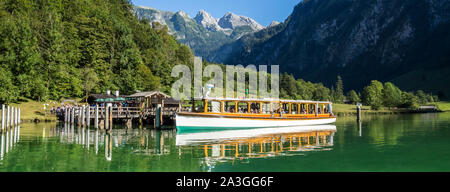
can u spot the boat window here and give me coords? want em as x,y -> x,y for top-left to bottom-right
193,100 -> 204,112
237,102 -> 248,113
261,103 -> 271,114
300,104 -> 307,114
249,103 -> 260,114
308,104 -> 315,114
272,103 -> 280,114
324,104 -> 329,114
224,101 -> 236,113
291,103 -> 298,114
207,101 -> 221,113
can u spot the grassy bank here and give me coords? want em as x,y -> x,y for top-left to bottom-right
1,98 -> 82,123
435,101 -> 450,112
333,103 -> 411,116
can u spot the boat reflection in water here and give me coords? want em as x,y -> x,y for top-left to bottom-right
176,125 -> 336,169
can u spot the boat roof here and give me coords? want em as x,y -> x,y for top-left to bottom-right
198,97 -> 332,104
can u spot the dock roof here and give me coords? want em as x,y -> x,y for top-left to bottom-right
127,91 -> 170,98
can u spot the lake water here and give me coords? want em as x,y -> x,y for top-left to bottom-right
1,113 -> 450,172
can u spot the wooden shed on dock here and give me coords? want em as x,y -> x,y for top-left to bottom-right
126,91 -> 180,111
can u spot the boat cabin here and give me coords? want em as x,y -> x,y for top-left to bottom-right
190,98 -> 333,118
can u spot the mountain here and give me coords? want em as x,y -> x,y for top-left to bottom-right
194,10 -> 222,32
134,6 -> 264,59
268,21 -> 280,27
213,0 -> 450,99
218,12 -> 265,31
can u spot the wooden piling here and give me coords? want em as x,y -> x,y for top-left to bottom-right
18,108 -> 20,125
70,108 -> 74,124
356,104 -> 362,121
105,106 -> 109,130
15,107 -> 18,125
6,106 -> 10,128
86,106 -> 90,127
109,106 -> 113,129
94,105 -> 99,129
64,108 -> 68,122
81,106 -> 85,126
10,106 -> 14,127
1,105 -> 5,131
78,107 -> 82,126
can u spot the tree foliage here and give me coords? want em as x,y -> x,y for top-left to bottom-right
0,0 -> 193,103
362,80 -> 384,110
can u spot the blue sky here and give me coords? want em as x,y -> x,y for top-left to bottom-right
131,0 -> 301,26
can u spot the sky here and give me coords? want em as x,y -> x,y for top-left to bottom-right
131,0 -> 301,26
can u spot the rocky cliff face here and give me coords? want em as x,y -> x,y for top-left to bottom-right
213,0 -> 450,98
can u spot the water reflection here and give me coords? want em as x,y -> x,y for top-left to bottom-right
176,126 -> 336,171
28,124 -> 337,162
0,126 -> 20,162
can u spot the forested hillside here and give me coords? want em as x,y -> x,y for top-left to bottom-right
214,0 -> 450,99
0,0 -> 194,103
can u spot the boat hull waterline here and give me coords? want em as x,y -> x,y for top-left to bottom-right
176,114 -> 336,131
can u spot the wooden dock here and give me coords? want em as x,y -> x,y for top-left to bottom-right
59,106 -> 177,129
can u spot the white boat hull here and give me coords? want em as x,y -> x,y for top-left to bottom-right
176,114 -> 336,130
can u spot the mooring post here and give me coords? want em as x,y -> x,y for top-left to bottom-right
86,105 -> 91,127
68,108 -> 71,124
15,107 -> 18,125
71,108 -> 75,124
94,105 -> 99,129
81,106 -> 85,126
10,106 -> 14,127
356,103 -> 362,121
109,106 -> 113,129
1,104 -> 5,131
105,106 -> 109,130
18,108 -> 20,125
64,108 -> 68,122
78,106 -> 82,126
6,106 -> 10,129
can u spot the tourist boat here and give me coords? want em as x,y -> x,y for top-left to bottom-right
176,98 -> 336,132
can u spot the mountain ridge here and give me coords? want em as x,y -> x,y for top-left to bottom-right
134,6 -> 264,58
211,0 -> 450,98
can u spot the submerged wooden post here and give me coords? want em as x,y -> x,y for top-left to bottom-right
1,104 -> 5,131
94,105 -> 99,129
86,106 -> 91,127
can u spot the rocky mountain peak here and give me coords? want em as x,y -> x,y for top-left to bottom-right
175,10 -> 190,18
194,10 -> 222,31
218,12 -> 264,31
268,21 -> 280,27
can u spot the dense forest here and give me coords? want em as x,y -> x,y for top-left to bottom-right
0,0 -> 194,103
279,73 -> 437,110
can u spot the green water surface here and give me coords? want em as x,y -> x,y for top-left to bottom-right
1,112 -> 449,172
